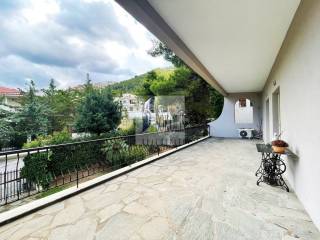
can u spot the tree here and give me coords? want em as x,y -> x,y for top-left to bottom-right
0,116 -> 14,149
148,41 -> 224,124
136,70 -> 157,98
74,89 -> 121,136
43,78 -> 57,97
15,81 -> 49,139
42,79 -> 58,134
149,40 -> 185,68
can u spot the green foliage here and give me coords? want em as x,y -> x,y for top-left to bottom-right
35,185 -> 68,199
149,41 -> 185,67
107,68 -> 174,97
74,89 -> 121,135
147,42 -> 224,124
0,118 -> 14,149
150,76 -> 176,95
15,81 -> 49,138
23,135 -> 51,149
10,133 -> 27,149
102,139 -> 129,167
108,75 -> 145,96
50,129 -> 72,145
102,140 -> 149,168
146,124 -> 158,133
50,141 -> 105,174
126,145 -> 149,164
42,79 -> 83,133
21,152 -> 52,189
118,123 -> 136,136
23,129 -> 71,148
209,88 -> 224,120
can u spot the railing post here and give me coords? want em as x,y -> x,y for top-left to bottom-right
4,154 -> 8,204
16,153 -> 20,200
76,168 -> 79,188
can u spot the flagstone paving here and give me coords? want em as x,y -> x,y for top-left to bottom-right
0,138 -> 319,240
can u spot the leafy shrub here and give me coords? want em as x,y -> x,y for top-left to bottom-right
21,152 -> 52,189
146,124 -> 158,133
23,129 -> 71,148
126,145 -> 149,164
0,120 -> 14,149
50,141 -> 105,174
50,129 -> 72,145
23,135 -> 52,149
102,139 -> 129,169
102,140 -> 149,167
10,133 -> 27,149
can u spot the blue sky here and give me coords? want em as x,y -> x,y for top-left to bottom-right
0,0 -> 171,89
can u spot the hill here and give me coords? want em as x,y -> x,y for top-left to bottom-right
107,68 -> 175,96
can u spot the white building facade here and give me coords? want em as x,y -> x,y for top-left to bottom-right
116,0 -> 320,229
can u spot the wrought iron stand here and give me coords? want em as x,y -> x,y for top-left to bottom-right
255,144 -> 290,192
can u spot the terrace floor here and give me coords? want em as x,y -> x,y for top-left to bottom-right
0,138 -> 319,240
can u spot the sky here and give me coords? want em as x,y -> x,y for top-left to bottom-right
0,0 -> 171,89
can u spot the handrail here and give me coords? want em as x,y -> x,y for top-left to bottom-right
0,124 -> 209,205
0,124 -> 207,156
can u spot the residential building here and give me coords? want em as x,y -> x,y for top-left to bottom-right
116,93 -> 144,119
1,1 -> 320,238
0,86 -> 22,112
116,0 -> 320,230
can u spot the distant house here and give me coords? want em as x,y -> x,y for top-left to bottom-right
115,93 -> 143,119
0,86 -> 23,112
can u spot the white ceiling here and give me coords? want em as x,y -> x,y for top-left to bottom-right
148,0 -> 300,93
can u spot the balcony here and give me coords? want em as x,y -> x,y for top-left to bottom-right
0,138 -> 319,240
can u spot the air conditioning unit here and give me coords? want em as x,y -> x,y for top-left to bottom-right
238,128 -> 254,139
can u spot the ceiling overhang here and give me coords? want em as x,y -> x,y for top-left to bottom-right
116,0 -> 300,95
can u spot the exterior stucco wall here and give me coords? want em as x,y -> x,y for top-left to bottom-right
209,93 -> 262,138
262,0 -> 320,229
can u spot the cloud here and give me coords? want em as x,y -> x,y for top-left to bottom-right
56,0 -> 135,46
0,0 -> 171,89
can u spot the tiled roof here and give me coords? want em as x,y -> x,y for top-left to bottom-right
0,87 -> 21,96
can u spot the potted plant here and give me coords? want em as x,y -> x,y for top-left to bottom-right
271,139 -> 289,154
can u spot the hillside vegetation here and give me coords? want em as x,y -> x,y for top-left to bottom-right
107,68 -> 174,96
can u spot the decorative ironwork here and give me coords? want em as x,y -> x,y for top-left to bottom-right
0,125 -> 209,206
255,144 -> 289,192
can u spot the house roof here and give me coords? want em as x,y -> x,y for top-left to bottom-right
0,87 -> 22,96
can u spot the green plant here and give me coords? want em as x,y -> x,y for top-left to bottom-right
0,119 -> 14,149
74,89 -> 121,136
14,80 -> 50,138
21,152 -> 52,189
146,124 -> 158,133
49,141 -> 105,174
23,135 -> 52,149
35,185 -> 68,199
22,129 -> 72,149
126,145 -> 149,164
50,129 -> 72,145
102,139 -> 129,168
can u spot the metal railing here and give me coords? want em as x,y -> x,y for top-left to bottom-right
0,125 -> 209,205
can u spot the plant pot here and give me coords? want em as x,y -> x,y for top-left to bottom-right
272,146 -> 287,154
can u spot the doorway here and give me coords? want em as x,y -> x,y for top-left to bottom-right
265,98 -> 270,142
272,88 -> 281,138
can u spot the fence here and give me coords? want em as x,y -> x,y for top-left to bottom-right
0,125 -> 209,205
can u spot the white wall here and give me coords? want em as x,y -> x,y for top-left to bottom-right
235,99 -> 254,124
262,0 -> 320,229
209,93 -> 262,138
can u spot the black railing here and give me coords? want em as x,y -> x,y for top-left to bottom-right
0,125 -> 209,206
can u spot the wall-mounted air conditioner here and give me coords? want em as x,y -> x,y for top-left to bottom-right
238,128 -> 254,139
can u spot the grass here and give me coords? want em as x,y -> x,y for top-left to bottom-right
35,185 -> 68,199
